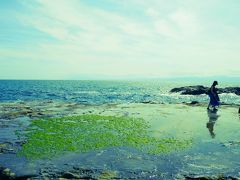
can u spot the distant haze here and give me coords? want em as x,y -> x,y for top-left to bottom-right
0,0 -> 240,80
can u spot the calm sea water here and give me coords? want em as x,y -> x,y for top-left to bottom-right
0,80 -> 239,105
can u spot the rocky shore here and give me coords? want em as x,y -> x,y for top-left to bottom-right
1,100 -> 240,179
170,85 -> 240,95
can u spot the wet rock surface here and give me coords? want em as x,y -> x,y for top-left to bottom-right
0,166 -> 170,179
0,167 -> 16,179
1,101 -> 240,179
170,86 -> 240,95
183,174 -> 238,180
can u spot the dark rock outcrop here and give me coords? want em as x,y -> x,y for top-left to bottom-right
220,87 -> 240,95
170,85 -> 209,95
170,86 -> 240,96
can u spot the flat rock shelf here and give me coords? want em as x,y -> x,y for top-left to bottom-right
0,101 -> 240,179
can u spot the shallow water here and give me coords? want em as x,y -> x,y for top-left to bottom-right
146,104 -> 240,177
0,101 -> 240,179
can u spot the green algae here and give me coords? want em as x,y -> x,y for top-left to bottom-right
18,115 -> 192,159
98,170 -> 118,179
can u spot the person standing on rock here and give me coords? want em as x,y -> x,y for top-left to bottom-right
207,81 -> 220,110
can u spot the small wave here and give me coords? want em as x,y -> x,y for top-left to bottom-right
73,91 -> 100,94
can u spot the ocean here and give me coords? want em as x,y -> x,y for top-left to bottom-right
1,79 -> 240,178
0,80 -> 239,105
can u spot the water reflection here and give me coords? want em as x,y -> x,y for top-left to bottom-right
206,109 -> 219,138
239,107 -> 240,120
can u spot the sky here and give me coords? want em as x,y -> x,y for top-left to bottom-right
0,0 -> 240,80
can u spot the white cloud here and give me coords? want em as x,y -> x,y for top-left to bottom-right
2,0 -> 239,79
154,20 -> 178,38
170,9 -> 201,37
146,7 -> 202,39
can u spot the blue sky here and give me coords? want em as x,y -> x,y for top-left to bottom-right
0,0 -> 240,79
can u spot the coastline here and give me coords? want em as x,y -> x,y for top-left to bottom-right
1,100 -> 240,179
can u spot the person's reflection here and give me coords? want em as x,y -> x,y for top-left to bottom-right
238,107 -> 240,120
206,109 -> 219,138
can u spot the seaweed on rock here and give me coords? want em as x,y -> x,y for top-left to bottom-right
18,115 -> 192,159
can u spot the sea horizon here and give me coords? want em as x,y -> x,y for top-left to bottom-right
1,79 -> 239,105
0,75 -> 239,81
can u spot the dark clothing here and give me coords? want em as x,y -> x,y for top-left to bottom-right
208,85 -> 220,107
208,93 -> 220,106
211,86 -> 219,100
